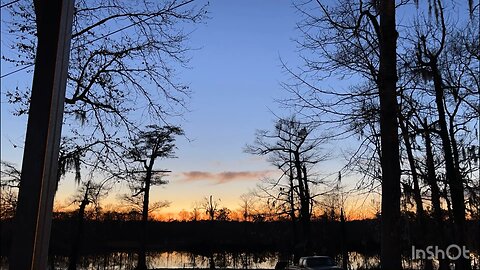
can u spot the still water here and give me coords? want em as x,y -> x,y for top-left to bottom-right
54,251 -> 278,269
1,251 -> 479,269
2,251 -> 279,269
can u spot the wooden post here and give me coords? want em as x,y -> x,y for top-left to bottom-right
9,0 -> 74,269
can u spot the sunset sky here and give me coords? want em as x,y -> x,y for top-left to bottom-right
1,0 -> 310,214
2,0 -> 466,219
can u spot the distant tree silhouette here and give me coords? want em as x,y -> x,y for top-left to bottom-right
216,207 -> 232,221
202,195 -> 220,221
201,195 -> 222,269
68,178 -> 110,270
0,161 -> 21,220
123,124 -> 182,270
239,192 -> 257,222
190,200 -> 205,221
246,116 -> 329,258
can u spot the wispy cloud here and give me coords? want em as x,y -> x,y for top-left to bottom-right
178,170 -> 273,184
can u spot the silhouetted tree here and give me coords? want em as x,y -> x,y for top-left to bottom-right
5,0 -> 207,136
203,195 -> 220,221
68,178 -> 111,270
201,195 -> 222,269
3,0 -> 207,211
0,161 -> 21,220
246,116 -> 328,257
376,1 -> 403,267
124,124 -> 183,270
239,193 -> 257,222
216,207 -> 231,221
190,200 -> 204,221
401,8 -> 478,269
285,1 -> 477,268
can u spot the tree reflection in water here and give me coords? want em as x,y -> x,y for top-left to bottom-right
1,250 -> 478,269
43,251 -> 278,269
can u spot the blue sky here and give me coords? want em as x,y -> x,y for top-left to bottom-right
146,0 -> 314,213
167,0 -> 301,168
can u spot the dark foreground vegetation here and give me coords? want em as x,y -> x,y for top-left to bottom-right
1,216 -> 478,258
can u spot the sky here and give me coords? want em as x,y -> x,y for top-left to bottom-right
1,0 -> 328,217
153,0 -> 326,214
2,0 -> 470,218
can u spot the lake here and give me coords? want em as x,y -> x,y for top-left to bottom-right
1,250 -> 479,269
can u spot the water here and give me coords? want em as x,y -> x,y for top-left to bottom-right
1,251 -> 479,269
3,251 -> 280,270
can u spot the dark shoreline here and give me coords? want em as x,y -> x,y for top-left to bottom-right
1,218 -> 479,257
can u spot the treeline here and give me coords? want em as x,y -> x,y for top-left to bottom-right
1,215 -> 478,258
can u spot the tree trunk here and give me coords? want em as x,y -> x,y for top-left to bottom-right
423,119 -> 443,222
302,165 -> 311,220
423,119 -> 449,270
398,115 -> 432,270
430,63 -> 468,270
399,115 -> 425,216
301,165 -> 312,254
293,152 -> 311,257
378,1 -> 402,269
293,152 -> 308,220
340,208 -> 348,270
289,167 -> 298,256
68,189 -> 89,270
137,161 -> 154,270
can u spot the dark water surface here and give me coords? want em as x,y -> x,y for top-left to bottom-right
1,250 -> 479,269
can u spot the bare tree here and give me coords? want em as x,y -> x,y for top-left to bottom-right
400,9 -> 479,269
123,124 -> 183,270
239,192 -> 257,222
3,5 -> 206,264
3,0 -> 207,206
246,116 -> 328,258
202,195 -> 220,221
5,0 -> 207,130
68,177 -> 111,270
283,1 -> 476,268
0,161 -> 21,220
201,195 -> 221,269
190,200 -> 204,221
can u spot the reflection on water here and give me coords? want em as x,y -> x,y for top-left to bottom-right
145,251 -> 278,269
342,251 -> 480,270
1,251 -> 279,270
341,252 -> 380,270
1,250 -> 479,269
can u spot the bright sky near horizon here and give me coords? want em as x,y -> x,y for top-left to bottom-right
2,0 -> 469,218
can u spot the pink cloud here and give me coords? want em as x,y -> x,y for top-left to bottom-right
179,170 -> 273,184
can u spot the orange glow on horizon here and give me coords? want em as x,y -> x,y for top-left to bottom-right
53,193 -> 379,222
